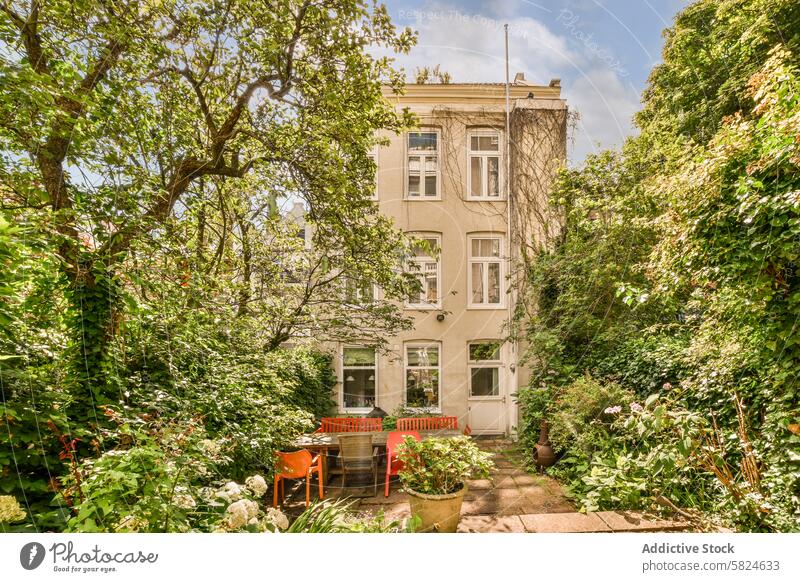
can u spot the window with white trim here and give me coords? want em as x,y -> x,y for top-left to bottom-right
407,131 -> 439,198
468,341 -> 501,397
468,235 -> 503,307
367,145 -> 378,200
468,130 -> 501,199
407,235 -> 441,308
342,346 -> 376,410
405,343 -> 441,408
343,277 -> 375,304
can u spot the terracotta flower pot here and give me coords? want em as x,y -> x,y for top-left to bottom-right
406,484 -> 467,532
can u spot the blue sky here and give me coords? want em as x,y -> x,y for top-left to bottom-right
382,0 -> 691,163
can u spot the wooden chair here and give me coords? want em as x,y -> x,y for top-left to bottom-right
316,417 -> 383,433
338,434 -> 379,496
396,416 -> 458,431
384,430 -> 421,497
273,450 -> 324,508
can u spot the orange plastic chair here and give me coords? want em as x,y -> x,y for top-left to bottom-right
273,450 -> 324,508
384,430 -> 421,497
395,416 -> 458,431
317,417 -> 383,433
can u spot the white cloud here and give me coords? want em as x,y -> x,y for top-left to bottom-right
389,8 -> 574,83
565,69 -> 640,162
383,2 -> 642,164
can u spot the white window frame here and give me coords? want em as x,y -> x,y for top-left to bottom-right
467,341 -> 503,400
405,130 -> 441,200
340,345 -> 377,413
467,234 -> 505,309
406,233 -> 441,310
467,129 -> 504,200
343,276 -> 377,305
404,342 -> 442,411
367,145 -> 379,201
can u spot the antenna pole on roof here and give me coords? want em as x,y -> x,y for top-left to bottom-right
504,24 -> 511,201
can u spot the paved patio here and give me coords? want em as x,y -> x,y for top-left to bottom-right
277,437 -> 687,532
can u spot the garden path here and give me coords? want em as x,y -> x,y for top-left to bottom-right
277,438 -> 688,532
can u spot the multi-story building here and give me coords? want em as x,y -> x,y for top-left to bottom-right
332,74 -> 567,435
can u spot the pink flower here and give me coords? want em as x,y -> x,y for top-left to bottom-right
78,232 -> 95,250
662,382 -> 673,390
630,402 -> 643,413
604,405 -> 622,414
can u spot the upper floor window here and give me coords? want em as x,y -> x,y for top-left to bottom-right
468,130 -> 501,200
343,277 -> 375,304
407,235 -> 441,309
367,145 -> 379,201
407,131 -> 439,199
468,235 -> 503,307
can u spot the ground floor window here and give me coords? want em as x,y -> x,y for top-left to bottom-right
342,346 -> 376,410
405,343 -> 440,408
468,341 -> 501,397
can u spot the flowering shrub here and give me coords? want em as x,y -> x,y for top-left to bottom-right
211,480 -> 289,532
56,411 -> 293,533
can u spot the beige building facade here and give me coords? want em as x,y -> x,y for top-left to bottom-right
332,76 -> 567,435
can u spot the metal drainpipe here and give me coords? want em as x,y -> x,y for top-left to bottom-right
504,24 -> 516,437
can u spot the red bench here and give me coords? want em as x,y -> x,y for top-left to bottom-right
396,416 -> 458,431
316,417 -> 383,433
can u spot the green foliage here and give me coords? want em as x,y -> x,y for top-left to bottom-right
58,415 -> 218,533
577,397 -> 715,516
639,0 -> 800,145
286,498 -> 415,533
397,436 -> 494,495
516,3 -> 800,532
0,0 -> 419,532
547,375 -> 635,456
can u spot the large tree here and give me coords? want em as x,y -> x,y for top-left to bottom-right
0,0 -> 416,414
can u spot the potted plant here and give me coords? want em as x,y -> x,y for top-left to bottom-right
396,436 -> 494,532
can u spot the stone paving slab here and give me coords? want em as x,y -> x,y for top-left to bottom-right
595,511 -> 688,532
458,515 -> 526,533
520,512 -> 612,533
465,479 -> 493,490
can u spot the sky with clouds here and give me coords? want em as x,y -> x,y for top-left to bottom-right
381,0 -> 691,164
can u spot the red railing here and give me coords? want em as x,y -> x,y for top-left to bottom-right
396,416 -> 458,431
316,417 -> 383,433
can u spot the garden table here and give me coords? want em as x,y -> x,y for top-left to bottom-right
292,428 -> 463,484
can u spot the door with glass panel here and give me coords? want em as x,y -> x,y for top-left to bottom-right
341,346 -> 377,412
466,341 -> 506,434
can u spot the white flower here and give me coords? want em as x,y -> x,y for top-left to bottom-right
245,475 -> 268,497
199,439 -> 221,456
224,501 -> 249,529
0,496 -> 26,524
216,481 -> 244,503
604,405 -> 622,414
264,507 -> 289,530
630,402 -> 643,413
174,493 -> 196,509
225,499 -> 260,530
